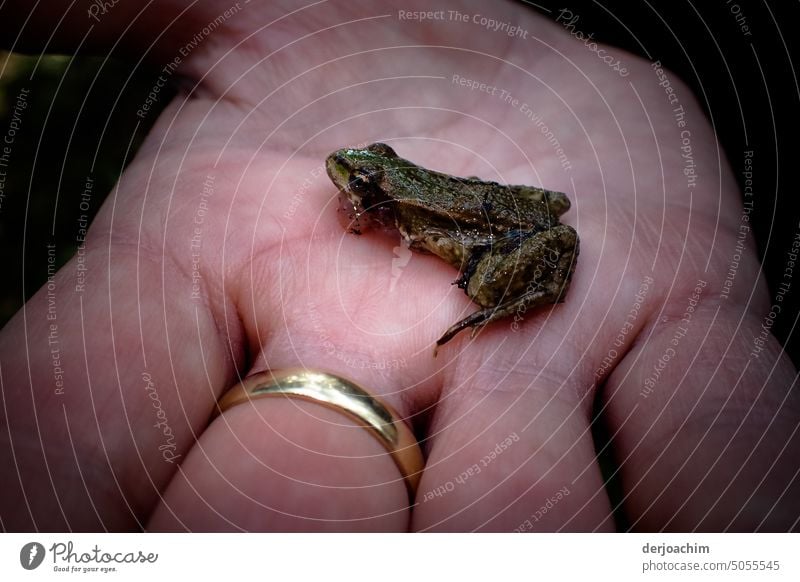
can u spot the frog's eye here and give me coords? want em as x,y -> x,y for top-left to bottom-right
352,170 -> 372,184
350,170 -> 379,194
350,167 -> 383,199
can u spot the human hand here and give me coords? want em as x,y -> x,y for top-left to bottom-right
1,0 -> 797,531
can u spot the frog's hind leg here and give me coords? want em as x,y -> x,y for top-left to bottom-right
435,225 -> 579,353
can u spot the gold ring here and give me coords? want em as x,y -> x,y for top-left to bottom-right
215,369 -> 424,500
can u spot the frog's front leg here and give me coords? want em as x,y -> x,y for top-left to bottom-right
436,225 -> 579,349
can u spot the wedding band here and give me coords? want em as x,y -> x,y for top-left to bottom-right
216,369 -> 424,499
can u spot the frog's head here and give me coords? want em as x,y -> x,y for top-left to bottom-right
326,143 -> 397,194
326,143 -> 399,229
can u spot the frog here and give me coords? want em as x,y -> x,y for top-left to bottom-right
325,142 -> 579,351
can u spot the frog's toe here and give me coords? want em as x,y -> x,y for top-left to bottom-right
435,308 -> 496,350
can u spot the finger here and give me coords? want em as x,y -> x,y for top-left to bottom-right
412,325 -> 615,532
603,302 -> 800,531
148,397 -> 410,531
0,243 -> 237,530
147,232 -> 448,530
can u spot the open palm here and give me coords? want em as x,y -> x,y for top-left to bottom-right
2,0 -> 797,532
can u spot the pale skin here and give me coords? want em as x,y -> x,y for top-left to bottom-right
0,0 -> 798,531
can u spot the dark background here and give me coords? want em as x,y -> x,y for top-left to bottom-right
530,0 -> 800,530
528,0 -> 799,366
1,0 -> 797,366
0,55 -> 171,322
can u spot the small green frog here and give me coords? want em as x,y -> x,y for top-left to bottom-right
326,143 -> 579,350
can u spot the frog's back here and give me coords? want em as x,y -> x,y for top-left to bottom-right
385,160 -> 565,232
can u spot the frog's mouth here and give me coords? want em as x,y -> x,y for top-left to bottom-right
326,155 -> 350,190
325,156 -> 363,229
340,186 -> 364,218
326,155 -> 365,212
326,152 -> 396,234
